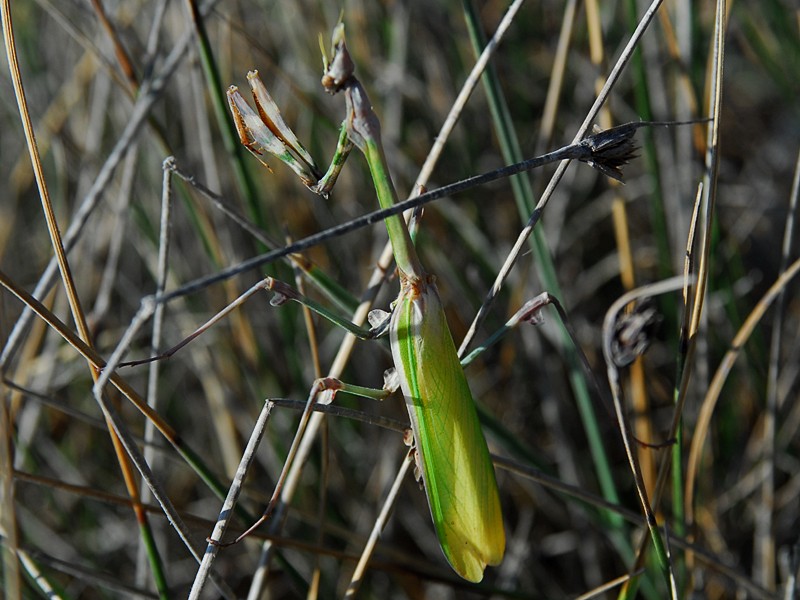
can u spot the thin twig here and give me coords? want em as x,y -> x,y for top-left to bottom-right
757,146 -> 800,589
602,277 -> 688,584
155,120 -> 694,305
344,449 -> 414,598
189,401 -> 275,599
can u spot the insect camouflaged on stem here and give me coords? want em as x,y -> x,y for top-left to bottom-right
320,23 -> 505,581
228,23 -> 505,582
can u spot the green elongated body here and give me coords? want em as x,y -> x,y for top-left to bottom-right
350,83 -> 505,581
390,273 -> 505,582
231,25 -> 507,581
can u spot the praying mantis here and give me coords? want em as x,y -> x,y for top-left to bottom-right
225,23 -> 651,582
228,24 -> 504,582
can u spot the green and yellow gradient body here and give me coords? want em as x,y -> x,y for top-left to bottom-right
229,24 -> 506,581
357,120 -> 505,580
390,273 -> 505,582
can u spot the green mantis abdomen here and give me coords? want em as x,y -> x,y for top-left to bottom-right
390,274 -> 505,582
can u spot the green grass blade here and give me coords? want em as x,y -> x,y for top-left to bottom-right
462,0 -> 623,526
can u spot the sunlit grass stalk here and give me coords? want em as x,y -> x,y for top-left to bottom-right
0,3 -> 170,595
462,0 -> 625,537
596,0 -> 659,529
680,0 -> 727,582
188,400 -> 275,599
582,2 -> 662,594
624,0 -> 673,283
622,1 -> 726,596
757,149 -> 800,587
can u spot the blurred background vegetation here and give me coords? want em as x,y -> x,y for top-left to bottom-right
1,0 -> 798,598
